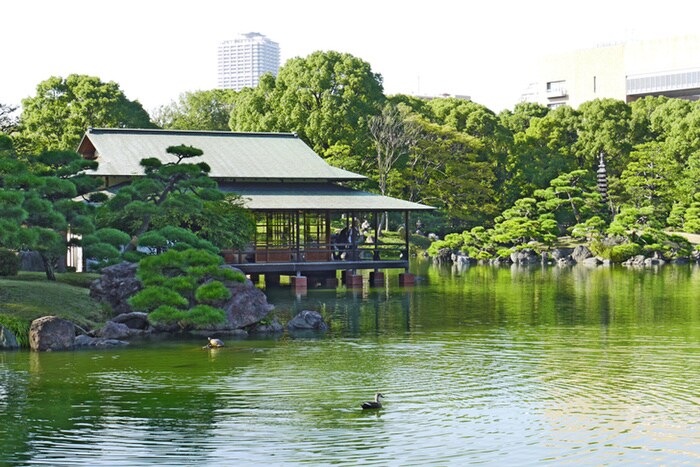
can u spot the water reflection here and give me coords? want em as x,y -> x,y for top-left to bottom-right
1,263 -> 699,465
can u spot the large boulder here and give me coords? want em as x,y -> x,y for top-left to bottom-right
0,325 -> 19,349
622,254 -> 647,267
453,254 -> 475,266
551,248 -> 574,260
249,318 -> 285,334
571,245 -> 593,263
582,256 -> 602,267
219,267 -> 275,329
89,262 -> 142,316
29,316 -> 75,351
557,256 -> 576,267
510,248 -> 540,264
287,310 -> 328,331
433,247 -> 452,264
74,334 -> 129,348
97,321 -> 132,340
91,263 -> 275,332
111,312 -> 150,330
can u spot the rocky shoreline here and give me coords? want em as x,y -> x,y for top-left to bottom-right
431,244 -> 700,268
0,262 -> 330,351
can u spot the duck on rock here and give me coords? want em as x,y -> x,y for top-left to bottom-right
361,393 -> 385,410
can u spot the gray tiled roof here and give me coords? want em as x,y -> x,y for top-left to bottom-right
219,182 -> 433,211
77,128 -> 366,181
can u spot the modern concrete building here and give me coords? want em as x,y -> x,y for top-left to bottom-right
217,32 -> 280,91
523,35 -> 700,109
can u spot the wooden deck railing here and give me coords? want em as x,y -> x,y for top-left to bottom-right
221,241 -> 406,265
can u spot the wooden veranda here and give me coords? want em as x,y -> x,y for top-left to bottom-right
222,209 -> 413,276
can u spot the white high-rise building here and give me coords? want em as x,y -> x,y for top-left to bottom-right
217,32 -> 280,91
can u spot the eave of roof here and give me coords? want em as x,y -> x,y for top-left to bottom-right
219,182 -> 434,211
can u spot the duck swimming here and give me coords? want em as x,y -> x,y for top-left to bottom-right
207,337 -> 225,348
361,393 -> 385,410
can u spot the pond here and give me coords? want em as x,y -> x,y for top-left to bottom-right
2,262 -> 700,465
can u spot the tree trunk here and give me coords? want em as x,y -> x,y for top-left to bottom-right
40,252 -> 56,281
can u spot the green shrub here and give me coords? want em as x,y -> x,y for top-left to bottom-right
606,243 -> 642,262
131,248 -> 239,330
409,234 -> 431,250
195,281 -> 231,304
496,247 -> 515,258
442,233 -> 465,250
427,239 -> 452,257
0,249 -> 20,276
0,314 -> 30,347
129,286 -> 188,312
659,234 -> 693,259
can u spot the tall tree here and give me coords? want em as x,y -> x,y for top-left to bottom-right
619,141 -> 680,220
498,101 -> 550,135
504,105 -> 581,204
402,118 -> 497,231
422,98 -> 511,208
0,103 -> 19,134
228,73 -> 279,133
575,98 -> 634,174
230,51 -> 385,169
0,148 -> 99,280
368,102 -> 420,231
369,103 -> 419,197
153,89 -> 238,130
18,75 -> 154,153
97,145 -> 253,254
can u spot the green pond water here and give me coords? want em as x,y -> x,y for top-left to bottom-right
2,262 -> 700,465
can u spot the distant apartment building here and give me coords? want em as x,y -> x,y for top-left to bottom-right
217,32 -> 280,91
522,35 -> 700,109
416,93 -> 471,101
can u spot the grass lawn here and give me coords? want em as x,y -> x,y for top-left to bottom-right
0,272 -> 108,335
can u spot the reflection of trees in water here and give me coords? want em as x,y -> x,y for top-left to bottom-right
420,262 -> 700,328
276,284 -> 416,336
0,352 -> 32,465
0,346 -> 264,463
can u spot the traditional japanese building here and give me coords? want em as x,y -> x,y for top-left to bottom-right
77,128 -> 432,287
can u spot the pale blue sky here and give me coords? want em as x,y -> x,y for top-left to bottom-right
3,0 -> 698,114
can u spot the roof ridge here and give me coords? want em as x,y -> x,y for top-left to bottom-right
86,127 -> 298,138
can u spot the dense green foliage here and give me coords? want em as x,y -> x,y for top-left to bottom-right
0,314 -> 30,347
0,248 -> 20,276
96,144 -> 254,258
16,74 -> 155,153
230,51 -> 385,175
129,248 -> 244,330
145,51 -> 699,249
153,89 -> 238,130
0,139 -> 101,279
3,51 -> 700,275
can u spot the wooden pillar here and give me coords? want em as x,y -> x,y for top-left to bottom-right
290,275 -> 307,293
295,211 -> 301,262
404,211 -> 410,261
345,270 -> 363,288
369,271 -> 385,286
399,272 -> 415,286
373,211 -> 379,260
